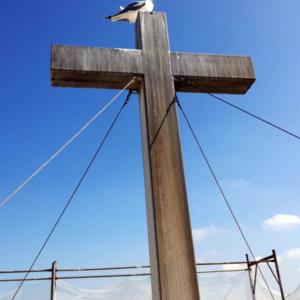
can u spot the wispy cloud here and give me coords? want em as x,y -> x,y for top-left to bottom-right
221,178 -> 250,189
192,226 -> 227,243
263,214 -> 300,231
222,264 -> 245,271
285,248 -> 300,259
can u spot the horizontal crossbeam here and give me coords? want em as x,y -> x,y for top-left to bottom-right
51,45 -> 255,94
171,52 -> 255,94
51,46 -> 142,90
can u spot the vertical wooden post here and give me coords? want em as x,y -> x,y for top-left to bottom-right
50,10 -> 255,300
246,254 -> 256,300
136,12 -> 200,300
273,250 -> 285,300
50,261 -> 57,300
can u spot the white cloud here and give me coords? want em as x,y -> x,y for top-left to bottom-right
285,248 -> 300,259
192,226 -> 227,243
222,264 -> 245,271
263,214 -> 300,231
277,255 -> 283,264
196,250 -> 219,263
221,178 -> 250,189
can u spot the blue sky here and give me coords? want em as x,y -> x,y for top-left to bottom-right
0,0 -> 300,296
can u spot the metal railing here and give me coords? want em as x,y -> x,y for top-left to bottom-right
0,250 -> 285,300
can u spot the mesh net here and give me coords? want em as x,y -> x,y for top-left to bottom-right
198,272 -> 252,300
56,277 -> 151,300
255,279 -> 300,300
0,272 -> 299,299
0,281 -> 50,300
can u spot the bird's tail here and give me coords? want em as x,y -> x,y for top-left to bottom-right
104,14 -> 126,22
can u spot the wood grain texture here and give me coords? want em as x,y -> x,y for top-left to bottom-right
51,46 -> 143,89
50,11 -> 256,300
51,46 -> 255,94
136,12 -> 200,300
171,52 -> 255,94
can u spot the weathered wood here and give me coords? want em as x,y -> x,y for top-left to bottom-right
51,47 -> 255,94
50,11 -> 256,300
171,52 -> 255,94
136,12 -> 200,300
51,46 -> 143,90
138,86 -> 161,300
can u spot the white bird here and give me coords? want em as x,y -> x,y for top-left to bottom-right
105,0 -> 154,24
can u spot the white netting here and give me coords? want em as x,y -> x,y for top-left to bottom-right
198,272 -> 299,300
0,273 -> 299,299
198,272 -> 252,300
56,278 -> 151,300
256,279 -> 300,300
0,281 -> 50,300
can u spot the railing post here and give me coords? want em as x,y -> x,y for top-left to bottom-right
273,250 -> 285,300
246,254 -> 256,300
50,261 -> 57,300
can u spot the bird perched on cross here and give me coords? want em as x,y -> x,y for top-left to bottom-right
105,0 -> 154,23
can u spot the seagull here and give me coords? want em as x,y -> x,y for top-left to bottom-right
105,0 -> 154,23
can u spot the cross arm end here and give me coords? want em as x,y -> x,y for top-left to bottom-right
171,52 -> 255,94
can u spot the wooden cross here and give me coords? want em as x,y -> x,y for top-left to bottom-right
50,12 -> 255,300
